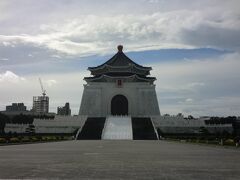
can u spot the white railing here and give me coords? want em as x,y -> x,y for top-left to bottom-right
150,117 -> 159,140
75,128 -> 81,140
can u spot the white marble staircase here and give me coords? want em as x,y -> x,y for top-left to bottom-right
102,116 -> 133,140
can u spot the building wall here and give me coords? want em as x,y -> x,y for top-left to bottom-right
4,115 -> 233,135
32,96 -> 49,113
4,115 -> 87,134
4,124 -> 30,134
33,115 -> 87,134
79,82 -> 160,117
151,116 -> 233,134
57,103 -> 71,115
6,103 -> 26,112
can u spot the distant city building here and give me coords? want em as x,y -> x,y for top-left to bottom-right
6,103 -> 27,112
57,102 -> 71,116
32,96 -> 49,114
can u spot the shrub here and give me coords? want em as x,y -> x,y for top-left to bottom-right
10,137 -> 20,143
0,138 -> 6,143
21,137 -> 30,142
30,137 -> 38,142
224,139 -> 235,146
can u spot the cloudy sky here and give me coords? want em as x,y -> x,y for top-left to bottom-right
0,0 -> 240,117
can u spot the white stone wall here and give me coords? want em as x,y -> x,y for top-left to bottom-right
4,115 -> 88,134
79,86 -> 102,116
4,124 -> 29,134
33,115 -> 87,134
79,82 -> 160,117
152,116 -> 233,134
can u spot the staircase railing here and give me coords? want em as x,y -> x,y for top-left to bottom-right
150,117 -> 159,140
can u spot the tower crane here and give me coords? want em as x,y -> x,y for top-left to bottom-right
39,78 -> 46,96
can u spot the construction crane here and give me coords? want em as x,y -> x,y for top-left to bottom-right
39,78 -> 46,96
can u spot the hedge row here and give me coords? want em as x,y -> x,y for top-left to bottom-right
0,135 -> 73,144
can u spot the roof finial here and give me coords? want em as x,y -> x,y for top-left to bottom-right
117,45 -> 123,52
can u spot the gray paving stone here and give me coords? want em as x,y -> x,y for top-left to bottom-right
0,140 -> 239,179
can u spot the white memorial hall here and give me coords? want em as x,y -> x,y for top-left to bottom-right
79,45 -> 160,117
77,45 -> 160,140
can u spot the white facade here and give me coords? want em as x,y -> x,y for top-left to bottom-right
79,82 -> 160,117
152,116 -> 233,134
33,115 -> 87,134
4,115 -> 87,134
4,124 -> 29,134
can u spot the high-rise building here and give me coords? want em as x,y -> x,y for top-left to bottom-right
57,102 -> 71,116
32,96 -> 49,114
6,103 -> 27,112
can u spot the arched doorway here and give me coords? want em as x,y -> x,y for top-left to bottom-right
111,95 -> 128,115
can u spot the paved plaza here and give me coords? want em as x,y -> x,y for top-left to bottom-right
0,140 -> 239,179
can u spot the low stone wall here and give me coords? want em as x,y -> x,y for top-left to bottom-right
33,115 -> 87,134
4,124 -> 29,134
4,115 -> 87,134
152,116 -> 233,134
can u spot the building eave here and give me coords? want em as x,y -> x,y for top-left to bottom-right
84,74 -> 155,83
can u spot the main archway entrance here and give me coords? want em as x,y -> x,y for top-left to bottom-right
111,95 -> 128,115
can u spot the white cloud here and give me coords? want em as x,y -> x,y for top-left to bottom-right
45,79 -> 57,87
0,8 -> 239,57
0,58 -> 8,61
0,71 -> 25,83
152,52 -> 240,116
146,0 -> 162,3
2,41 -> 11,46
185,98 -> 193,103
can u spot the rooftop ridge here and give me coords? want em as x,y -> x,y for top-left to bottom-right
89,45 -> 149,69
